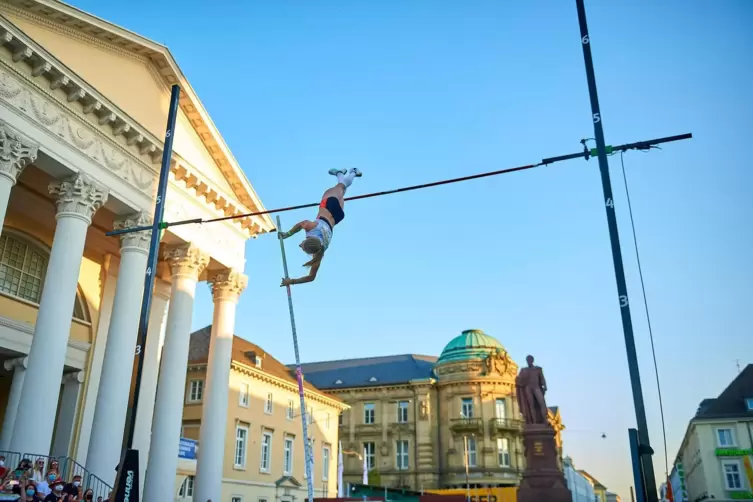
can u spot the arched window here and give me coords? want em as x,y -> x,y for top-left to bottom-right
0,232 -> 89,323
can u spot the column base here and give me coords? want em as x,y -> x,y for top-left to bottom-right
516,424 -> 570,502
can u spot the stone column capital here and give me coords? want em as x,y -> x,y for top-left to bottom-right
113,212 -> 151,254
0,121 -> 39,185
163,243 -> 210,280
48,173 -> 109,224
208,269 -> 248,303
3,356 -> 28,372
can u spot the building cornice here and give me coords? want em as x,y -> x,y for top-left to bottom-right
0,0 -> 275,234
230,360 -> 350,411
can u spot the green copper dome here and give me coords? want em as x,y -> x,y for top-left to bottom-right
435,329 -> 505,365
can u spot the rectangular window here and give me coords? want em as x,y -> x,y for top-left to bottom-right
461,398 -> 474,418
323,445 -> 331,480
231,497 -> 242,502
396,440 -> 409,470
188,379 -> 203,403
465,437 -> 477,467
178,475 -> 194,497
747,398 -> 753,411
364,442 -> 376,470
722,460 -> 743,490
338,413 -> 344,426
717,428 -> 736,447
497,438 -> 510,467
495,398 -> 506,419
397,401 -> 409,423
260,432 -> 272,472
287,399 -> 295,420
283,437 -> 293,475
255,356 -> 262,368
265,393 -> 274,414
234,426 -> 248,468
364,403 -> 375,424
239,383 -> 249,407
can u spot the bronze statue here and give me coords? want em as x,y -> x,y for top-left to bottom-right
515,355 -> 549,425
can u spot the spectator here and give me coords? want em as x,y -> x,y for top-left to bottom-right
0,455 -> 8,480
82,488 -> 93,501
44,479 -> 67,501
31,459 -> 46,483
35,470 -> 58,497
25,479 -> 45,502
62,475 -> 81,498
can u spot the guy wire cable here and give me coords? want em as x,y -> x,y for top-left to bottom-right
619,150 -> 670,478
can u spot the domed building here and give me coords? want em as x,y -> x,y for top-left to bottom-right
297,329 -> 565,491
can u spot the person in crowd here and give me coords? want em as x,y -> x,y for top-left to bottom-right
35,469 -> 58,497
43,479 -> 69,501
31,459 -> 46,483
81,488 -> 93,501
0,455 -> 8,480
61,475 -> 81,498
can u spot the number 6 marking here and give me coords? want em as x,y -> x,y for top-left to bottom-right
582,35 -> 590,44
619,295 -> 629,307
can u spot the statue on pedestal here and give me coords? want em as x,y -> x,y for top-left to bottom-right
515,354 -> 570,502
515,355 -> 549,425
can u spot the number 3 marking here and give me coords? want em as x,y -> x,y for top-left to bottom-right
135,345 -> 142,355
619,295 -> 629,307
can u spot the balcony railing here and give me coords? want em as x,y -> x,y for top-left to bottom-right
489,418 -> 523,434
450,417 -> 484,434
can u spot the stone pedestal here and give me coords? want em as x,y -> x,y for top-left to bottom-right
517,424 -> 571,502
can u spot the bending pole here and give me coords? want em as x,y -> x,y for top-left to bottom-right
277,215 -> 315,502
113,84 -> 181,502
105,132 -> 692,237
575,1 -> 658,500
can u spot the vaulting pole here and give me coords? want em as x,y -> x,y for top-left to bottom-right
575,1 -> 658,500
277,215 -> 315,502
113,84 -> 181,502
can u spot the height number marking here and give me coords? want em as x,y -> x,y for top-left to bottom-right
593,113 -> 601,123
582,35 -> 590,44
606,198 -> 614,209
135,344 -> 142,355
619,295 -> 629,308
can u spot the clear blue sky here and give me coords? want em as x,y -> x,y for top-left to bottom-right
71,0 -> 752,498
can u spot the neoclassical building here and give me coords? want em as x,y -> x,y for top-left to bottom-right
177,327 -> 349,502
298,329 -> 565,491
0,2 -> 273,501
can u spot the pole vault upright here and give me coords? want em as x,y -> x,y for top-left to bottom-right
277,215 -> 315,502
575,1 -> 658,500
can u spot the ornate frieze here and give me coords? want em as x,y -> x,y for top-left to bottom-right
0,120 -> 38,183
48,172 -> 109,223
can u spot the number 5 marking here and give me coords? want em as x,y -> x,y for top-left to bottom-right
593,113 -> 601,123
619,295 -> 629,307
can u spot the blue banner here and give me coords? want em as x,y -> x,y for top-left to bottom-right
179,438 -> 198,459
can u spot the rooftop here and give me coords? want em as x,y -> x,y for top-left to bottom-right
436,329 -> 506,364
694,364 -> 753,420
293,354 -> 437,390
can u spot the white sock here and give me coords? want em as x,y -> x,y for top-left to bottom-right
340,169 -> 356,188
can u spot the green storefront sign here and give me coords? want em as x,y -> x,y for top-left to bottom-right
729,491 -> 753,500
715,448 -> 753,457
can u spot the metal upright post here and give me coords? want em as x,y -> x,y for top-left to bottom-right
277,215 -> 315,502
574,2 -> 658,500
113,84 -> 181,502
629,429 -> 646,502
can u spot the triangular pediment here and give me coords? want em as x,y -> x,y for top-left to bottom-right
275,475 -> 302,487
1,0 -> 273,233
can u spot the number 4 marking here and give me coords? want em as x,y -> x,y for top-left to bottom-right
606,198 -> 614,208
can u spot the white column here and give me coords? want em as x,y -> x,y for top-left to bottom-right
143,243 -> 209,502
0,121 -> 38,230
11,173 -> 108,455
86,212 -> 150,483
133,279 -> 170,499
0,356 -> 28,450
194,269 -> 248,502
51,371 -> 84,458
